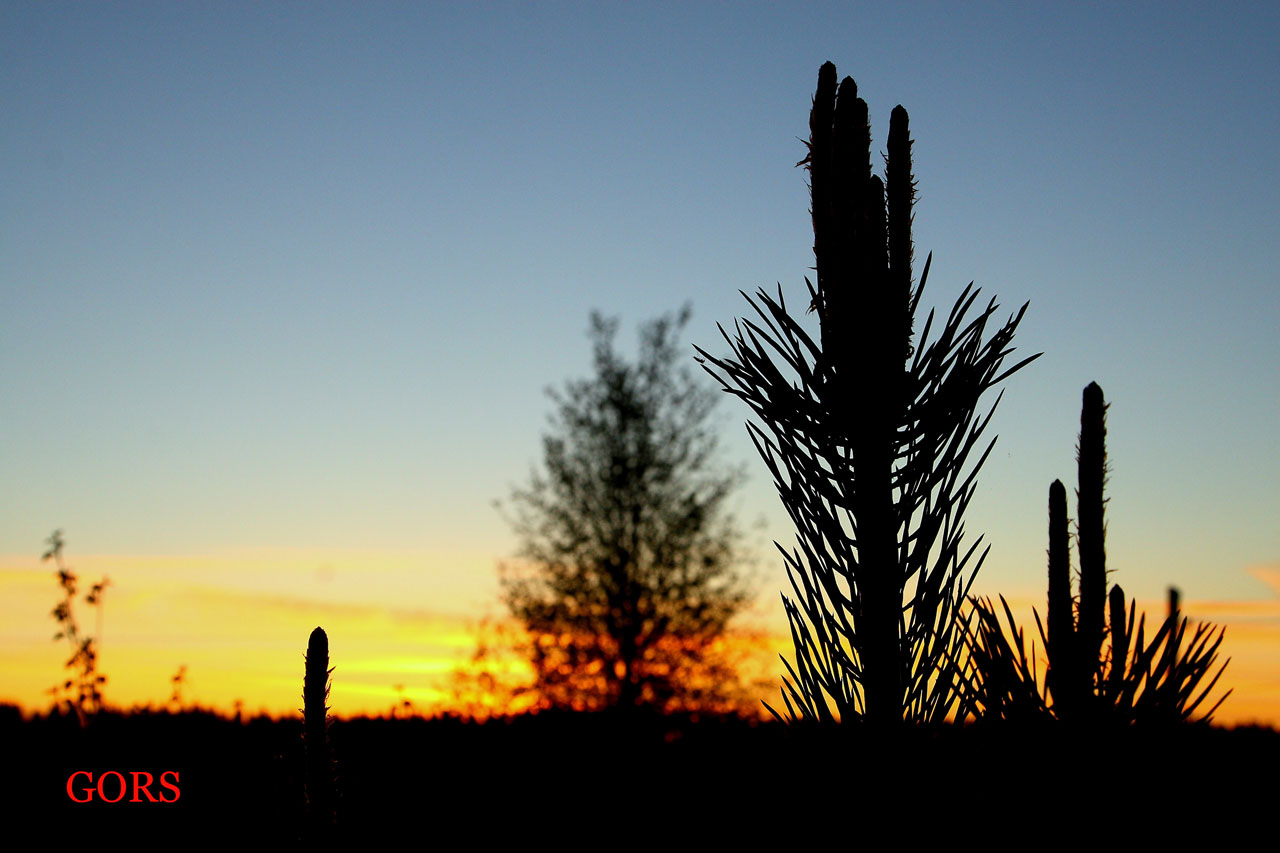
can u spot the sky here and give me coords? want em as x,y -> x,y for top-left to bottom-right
2,2 -> 1277,722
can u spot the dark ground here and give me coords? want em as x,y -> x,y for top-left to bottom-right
8,704 -> 1276,844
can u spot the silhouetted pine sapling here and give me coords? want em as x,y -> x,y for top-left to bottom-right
697,62 -> 1039,726
962,383 -> 1231,726
44,529 -> 109,725
304,626 -> 337,834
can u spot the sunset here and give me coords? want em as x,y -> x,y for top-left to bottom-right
4,0 -> 1277,840
4,550 -> 1278,723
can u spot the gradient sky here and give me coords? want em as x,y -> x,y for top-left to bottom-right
2,2 -> 1277,721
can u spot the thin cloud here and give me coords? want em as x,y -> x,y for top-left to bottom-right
1248,563 -> 1280,597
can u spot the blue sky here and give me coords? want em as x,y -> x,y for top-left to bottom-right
3,1 -> 1277,623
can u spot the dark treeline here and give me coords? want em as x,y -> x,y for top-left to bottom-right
9,703 -> 1278,841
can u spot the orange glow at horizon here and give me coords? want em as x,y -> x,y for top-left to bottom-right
0,549 -> 505,719
2,552 -> 1277,727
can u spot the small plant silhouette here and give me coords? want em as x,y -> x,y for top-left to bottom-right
44,530 -> 109,724
170,664 -> 188,710
961,383 -> 1231,725
390,683 -> 416,719
303,626 -> 337,834
698,62 -> 1039,726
